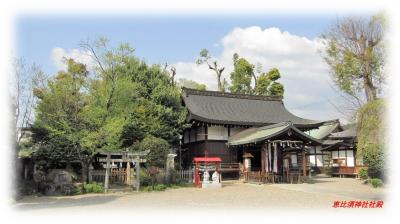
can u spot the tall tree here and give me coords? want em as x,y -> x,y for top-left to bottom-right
196,49 -> 227,92
12,59 -> 46,145
11,59 -> 46,199
356,99 -> 386,178
32,59 -> 89,173
322,14 -> 386,102
33,38 -> 188,182
229,53 -> 254,94
255,68 -> 285,97
80,38 -> 187,175
322,14 -> 387,179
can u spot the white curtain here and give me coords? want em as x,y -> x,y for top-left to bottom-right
268,144 -> 272,172
273,143 -> 278,173
265,146 -> 269,172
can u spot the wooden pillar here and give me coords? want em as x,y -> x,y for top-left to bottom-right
135,156 -> 140,192
302,149 -> 306,177
104,153 -> 111,193
261,145 -> 266,174
126,160 -> 131,185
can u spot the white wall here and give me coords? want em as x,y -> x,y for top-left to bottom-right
208,126 -> 228,140
309,155 -> 316,167
346,150 -> 355,167
331,149 -> 355,167
316,155 -> 323,167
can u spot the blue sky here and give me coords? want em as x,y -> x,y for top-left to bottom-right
16,13 -> 367,122
16,13 -> 342,74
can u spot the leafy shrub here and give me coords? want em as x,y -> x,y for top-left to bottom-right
370,178 -> 383,188
141,184 -> 169,192
153,184 -> 167,191
141,186 -> 152,192
358,168 -> 369,180
140,169 -> 152,186
72,186 -> 83,195
83,182 -> 104,193
139,135 -> 170,168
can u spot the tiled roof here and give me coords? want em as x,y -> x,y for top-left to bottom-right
227,122 -> 322,146
307,120 -> 340,139
182,88 -> 323,128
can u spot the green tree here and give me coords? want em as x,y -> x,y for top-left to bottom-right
322,14 -> 387,180
321,14 -> 386,102
255,68 -> 285,97
33,38 -> 189,183
356,99 -> 386,179
196,49 -> 227,92
229,53 -> 254,94
139,135 -> 170,168
32,59 -> 89,173
81,38 -> 187,168
177,78 -> 207,91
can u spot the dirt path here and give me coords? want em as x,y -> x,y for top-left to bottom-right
13,178 -> 386,212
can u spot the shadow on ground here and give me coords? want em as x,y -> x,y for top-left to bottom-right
14,194 -> 122,210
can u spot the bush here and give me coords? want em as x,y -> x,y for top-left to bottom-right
358,168 -> 369,180
83,182 -> 104,193
72,186 -> 83,195
140,169 -> 152,186
141,184 -> 167,192
139,135 -> 170,168
153,184 -> 167,191
370,178 -> 383,188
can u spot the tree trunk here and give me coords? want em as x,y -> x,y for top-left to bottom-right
80,161 -> 91,183
217,73 -> 222,92
363,75 -> 377,102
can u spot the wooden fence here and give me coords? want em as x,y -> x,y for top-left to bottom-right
89,168 -> 131,184
176,169 -> 194,183
90,168 -> 194,185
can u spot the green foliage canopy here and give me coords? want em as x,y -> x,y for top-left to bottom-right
322,14 -> 386,102
177,78 -> 206,91
356,99 -> 386,178
255,68 -> 285,97
229,55 -> 254,94
32,40 -> 188,176
139,135 -> 170,168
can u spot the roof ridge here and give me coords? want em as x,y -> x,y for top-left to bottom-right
182,87 -> 283,101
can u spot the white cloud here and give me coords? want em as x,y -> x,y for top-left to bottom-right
51,47 -> 95,71
173,26 -> 348,122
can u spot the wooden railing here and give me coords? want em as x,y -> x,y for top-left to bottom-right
332,165 -> 368,178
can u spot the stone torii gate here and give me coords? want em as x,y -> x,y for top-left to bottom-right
99,150 -> 149,192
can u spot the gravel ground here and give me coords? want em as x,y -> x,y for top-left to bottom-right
13,177 -> 386,212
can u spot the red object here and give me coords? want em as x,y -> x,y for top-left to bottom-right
193,155 -> 222,188
193,157 -> 222,163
